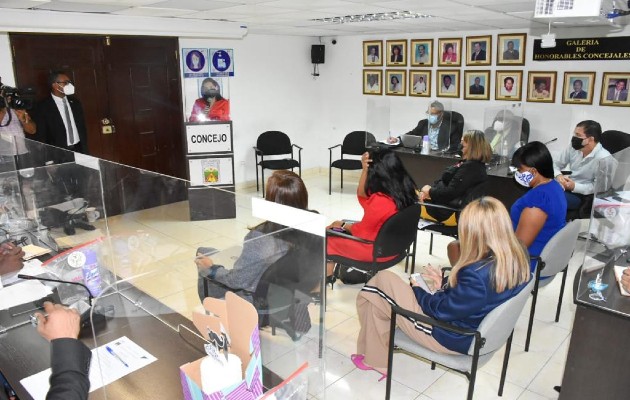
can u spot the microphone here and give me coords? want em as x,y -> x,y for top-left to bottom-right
544,137 -> 558,145
18,274 -> 93,305
17,274 -> 106,334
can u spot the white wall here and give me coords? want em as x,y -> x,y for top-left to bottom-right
0,33 -> 15,86
317,25 -> 630,155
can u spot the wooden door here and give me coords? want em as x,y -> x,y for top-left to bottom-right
10,33 -> 185,179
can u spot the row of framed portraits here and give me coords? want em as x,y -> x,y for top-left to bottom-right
363,70 -> 630,107
363,34 -> 526,68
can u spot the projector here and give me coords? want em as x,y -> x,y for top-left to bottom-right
541,33 -> 556,48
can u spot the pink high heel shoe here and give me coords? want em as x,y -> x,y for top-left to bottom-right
351,354 -> 387,382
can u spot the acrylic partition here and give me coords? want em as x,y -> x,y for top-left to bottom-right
366,97 -> 453,153
576,146 -> 630,317
482,103 -> 524,165
5,138 -> 325,399
183,75 -> 231,123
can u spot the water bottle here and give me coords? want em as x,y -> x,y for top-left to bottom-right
81,248 -> 102,297
421,135 -> 430,154
501,139 -> 509,158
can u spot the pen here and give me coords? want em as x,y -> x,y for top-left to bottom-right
106,345 -> 129,368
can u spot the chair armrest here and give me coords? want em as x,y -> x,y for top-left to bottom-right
253,146 -> 262,156
391,303 -> 480,338
326,228 -> 373,244
328,144 -> 341,151
201,274 -> 255,298
292,144 -> 303,150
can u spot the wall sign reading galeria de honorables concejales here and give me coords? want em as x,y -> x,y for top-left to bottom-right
533,36 -> 630,61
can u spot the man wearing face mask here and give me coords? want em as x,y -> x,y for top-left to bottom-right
390,100 -> 461,153
553,120 -> 611,211
189,78 -> 230,122
34,71 -> 88,154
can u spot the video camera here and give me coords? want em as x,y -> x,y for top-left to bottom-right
0,78 -> 34,110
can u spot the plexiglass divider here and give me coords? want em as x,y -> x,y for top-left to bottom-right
577,146 -> 630,316
5,138 -> 325,399
482,103 -> 524,165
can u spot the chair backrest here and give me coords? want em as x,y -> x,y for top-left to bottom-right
373,203 -> 421,259
445,111 -> 465,135
539,220 -> 581,279
520,117 -> 530,144
341,131 -> 375,155
449,178 -> 491,209
471,276 -> 535,355
257,131 -> 293,156
601,130 -> 630,155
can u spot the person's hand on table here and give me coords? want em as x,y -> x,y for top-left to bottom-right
555,175 -> 574,191
34,301 -> 81,341
0,242 -> 25,275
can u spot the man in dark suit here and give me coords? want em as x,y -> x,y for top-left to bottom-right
470,42 -> 486,61
405,100 -> 462,152
34,71 -> 88,154
469,77 -> 485,95
569,79 -> 587,100
606,79 -> 628,101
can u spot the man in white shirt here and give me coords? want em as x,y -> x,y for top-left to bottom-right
500,76 -> 516,97
553,120 -> 612,210
441,75 -> 455,94
367,46 -> 380,63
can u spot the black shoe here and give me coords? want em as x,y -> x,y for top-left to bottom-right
326,274 -> 336,290
553,386 -> 561,393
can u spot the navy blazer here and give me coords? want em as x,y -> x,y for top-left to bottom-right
406,115 -> 462,152
413,258 -> 529,354
34,95 -> 88,153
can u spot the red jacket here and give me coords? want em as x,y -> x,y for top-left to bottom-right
189,98 -> 230,122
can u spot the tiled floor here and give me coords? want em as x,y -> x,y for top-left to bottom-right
96,170 -> 582,399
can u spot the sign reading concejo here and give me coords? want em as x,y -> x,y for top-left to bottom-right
185,121 -> 233,154
533,36 -> 630,61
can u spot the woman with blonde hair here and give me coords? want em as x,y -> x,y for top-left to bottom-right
352,197 -> 530,380
419,129 -> 492,224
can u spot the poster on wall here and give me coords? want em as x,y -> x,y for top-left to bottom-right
210,49 -> 235,77
183,48 -> 209,78
188,156 -> 234,186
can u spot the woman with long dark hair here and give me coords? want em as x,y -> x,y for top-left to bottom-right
189,77 -> 230,122
326,148 -> 417,276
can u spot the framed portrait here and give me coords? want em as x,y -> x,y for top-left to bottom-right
527,71 -> 557,103
600,72 -> 630,107
466,35 -> 492,66
437,38 -> 462,67
495,70 -> 523,101
562,72 -> 595,105
386,40 -> 407,67
464,70 -> 490,100
363,40 -> 383,67
436,70 -> 460,98
497,33 -> 526,66
385,70 -> 406,96
410,39 -> 433,67
363,69 -> 383,95
409,70 -> 432,97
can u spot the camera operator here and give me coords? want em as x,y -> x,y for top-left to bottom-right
0,78 -> 36,170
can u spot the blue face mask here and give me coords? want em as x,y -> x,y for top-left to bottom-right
427,114 -> 439,125
514,170 -> 534,187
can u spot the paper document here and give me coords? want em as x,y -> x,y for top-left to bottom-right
20,336 -> 157,400
613,266 -> 630,296
0,280 -> 52,310
22,244 -> 52,260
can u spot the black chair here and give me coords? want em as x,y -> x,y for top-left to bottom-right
253,131 -> 302,194
418,180 -> 491,256
601,130 -> 630,154
327,203 -> 421,277
328,131 -> 375,195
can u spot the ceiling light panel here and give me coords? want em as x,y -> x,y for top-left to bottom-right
0,0 -> 49,8
33,1 -> 128,12
147,0 -> 236,11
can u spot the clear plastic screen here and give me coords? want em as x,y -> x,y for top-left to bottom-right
483,103 -> 524,165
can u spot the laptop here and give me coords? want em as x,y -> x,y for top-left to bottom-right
400,134 -> 422,149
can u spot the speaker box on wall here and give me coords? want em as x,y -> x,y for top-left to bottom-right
311,45 -> 325,64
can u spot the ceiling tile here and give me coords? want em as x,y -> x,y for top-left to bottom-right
113,6 -> 197,16
0,0 -> 49,8
33,1 -> 128,12
147,0 -> 236,11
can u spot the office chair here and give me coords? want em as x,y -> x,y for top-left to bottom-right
327,203 -> 421,279
525,220 -> 581,352
386,276 -> 535,400
253,131 -> 302,194
328,131 -> 375,195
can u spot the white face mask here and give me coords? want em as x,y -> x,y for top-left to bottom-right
493,121 -> 504,131
62,83 -> 75,96
514,170 -> 534,188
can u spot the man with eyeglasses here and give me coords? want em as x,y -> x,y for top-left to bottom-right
553,120 -> 611,211
34,71 -> 88,155
391,100 -> 461,153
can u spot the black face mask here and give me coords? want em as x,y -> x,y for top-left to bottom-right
571,136 -> 585,150
202,89 -> 220,100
